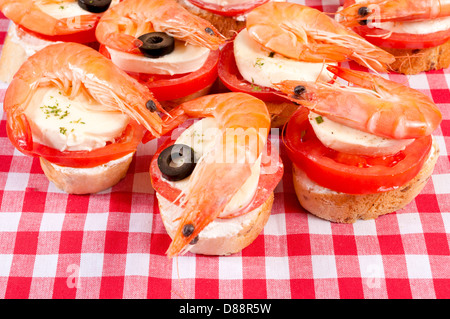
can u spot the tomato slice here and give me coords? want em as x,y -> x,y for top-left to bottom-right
186,0 -> 270,17
150,135 -> 283,218
18,25 -> 98,44
343,0 -> 450,49
218,41 -> 286,102
7,120 -> 145,168
99,45 -> 219,101
352,25 -> 450,49
285,107 -> 432,195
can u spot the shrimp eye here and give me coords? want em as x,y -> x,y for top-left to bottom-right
357,6 -> 370,17
146,100 -> 157,112
205,27 -> 215,36
157,144 -> 196,181
138,32 -> 175,58
294,85 -> 306,96
182,224 -> 195,237
190,235 -> 199,245
77,0 -> 112,13
359,19 -> 369,26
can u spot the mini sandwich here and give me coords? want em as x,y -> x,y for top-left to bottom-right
339,0 -> 450,74
218,2 -> 395,128
4,42 -> 163,194
148,93 -> 283,256
0,0 -> 120,83
275,66 -> 442,223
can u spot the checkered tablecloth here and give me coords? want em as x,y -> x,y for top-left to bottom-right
0,0 -> 449,300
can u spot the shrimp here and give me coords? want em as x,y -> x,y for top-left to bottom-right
159,93 -> 271,258
4,42 -> 164,152
95,0 -> 226,54
339,0 -> 450,27
245,2 -> 395,73
0,0 -> 99,36
273,65 -> 442,139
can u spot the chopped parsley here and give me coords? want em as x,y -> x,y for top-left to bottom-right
250,78 -> 262,92
40,93 -> 86,135
70,118 -> 86,125
254,57 -> 264,68
40,96 -> 71,120
315,116 -> 324,124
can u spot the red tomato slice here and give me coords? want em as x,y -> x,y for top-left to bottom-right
218,41 -> 286,102
99,45 -> 219,101
17,24 -> 98,44
150,136 -> 283,219
343,0 -> 450,49
285,107 -> 432,195
352,25 -> 450,49
7,120 -> 145,169
187,0 -> 270,17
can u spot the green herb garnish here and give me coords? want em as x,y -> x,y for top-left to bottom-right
254,58 -> 264,68
315,116 -> 324,124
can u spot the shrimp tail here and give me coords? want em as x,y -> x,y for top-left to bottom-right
7,113 -> 33,152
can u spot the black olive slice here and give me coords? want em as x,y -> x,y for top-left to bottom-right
78,0 -> 112,13
157,144 -> 196,181
138,32 -> 175,58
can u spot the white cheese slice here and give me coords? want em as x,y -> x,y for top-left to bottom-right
24,86 -> 130,152
36,0 -> 121,19
166,117 -> 262,217
106,40 -> 210,75
233,29 -> 335,88
309,111 -> 414,156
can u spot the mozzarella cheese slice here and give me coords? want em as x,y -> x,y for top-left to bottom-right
24,86 -> 130,152
36,0 -> 121,19
106,40 -> 210,76
167,117 -> 262,217
309,111 -> 414,156
233,29 -> 335,88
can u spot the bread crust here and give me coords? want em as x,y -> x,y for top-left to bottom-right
157,192 -> 274,255
382,38 -> 450,75
265,100 -> 299,128
292,139 -> 439,223
175,0 -> 246,37
40,153 -> 134,194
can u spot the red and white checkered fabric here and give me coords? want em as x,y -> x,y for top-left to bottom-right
0,0 -> 449,299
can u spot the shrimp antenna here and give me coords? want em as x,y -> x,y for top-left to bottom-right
315,59 -> 327,84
